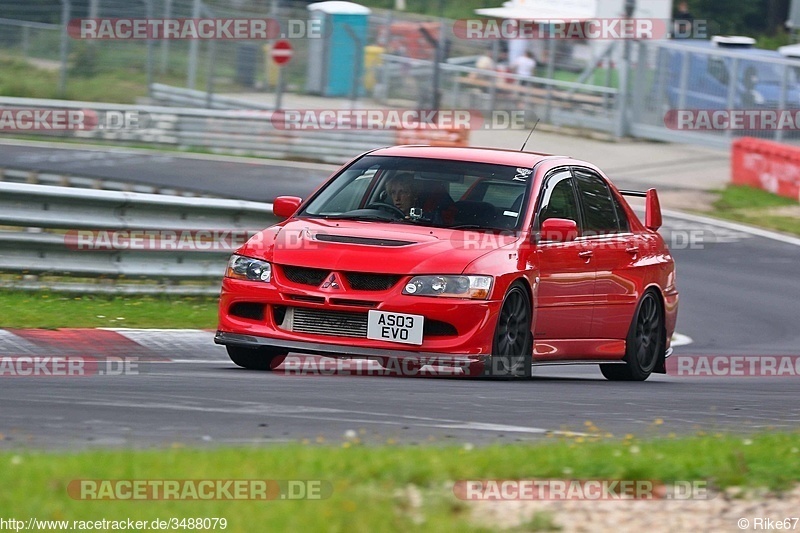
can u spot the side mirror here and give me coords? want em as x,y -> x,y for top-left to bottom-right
540,218 -> 579,242
645,188 -> 662,230
273,196 -> 302,219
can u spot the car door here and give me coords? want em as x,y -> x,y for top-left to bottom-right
572,168 -> 640,340
531,169 -> 596,343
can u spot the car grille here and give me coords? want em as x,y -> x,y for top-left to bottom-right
280,265 -> 401,291
344,272 -> 401,291
423,320 -> 458,337
278,307 -> 456,339
281,266 -> 328,286
290,308 -> 368,338
229,302 -> 265,321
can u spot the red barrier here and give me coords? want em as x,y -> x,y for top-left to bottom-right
731,137 -> 800,201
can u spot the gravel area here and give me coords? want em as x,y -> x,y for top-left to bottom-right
467,485 -> 800,532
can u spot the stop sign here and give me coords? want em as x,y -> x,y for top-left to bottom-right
270,40 -> 293,66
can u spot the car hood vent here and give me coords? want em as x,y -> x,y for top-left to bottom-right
314,234 -> 416,247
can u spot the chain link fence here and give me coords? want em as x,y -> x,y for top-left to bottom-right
3,1 -> 800,148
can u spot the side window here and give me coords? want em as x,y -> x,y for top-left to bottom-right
536,170 -> 579,229
612,194 -> 630,233
573,169 -> 620,236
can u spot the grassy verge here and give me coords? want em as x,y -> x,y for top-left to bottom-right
701,185 -> 800,236
0,57 -> 150,104
0,56 -> 243,103
0,291 -> 218,329
0,433 -> 798,531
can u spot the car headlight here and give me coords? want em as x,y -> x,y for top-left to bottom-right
226,254 -> 272,282
402,275 -> 492,299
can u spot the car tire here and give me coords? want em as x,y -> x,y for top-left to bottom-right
485,281 -> 533,379
600,290 -> 664,382
226,345 -> 287,371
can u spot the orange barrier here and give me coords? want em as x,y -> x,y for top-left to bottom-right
395,127 -> 470,147
732,137 -> 800,201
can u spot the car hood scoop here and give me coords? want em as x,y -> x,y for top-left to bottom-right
313,233 -> 416,247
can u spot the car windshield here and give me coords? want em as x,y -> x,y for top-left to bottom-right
298,155 -> 531,231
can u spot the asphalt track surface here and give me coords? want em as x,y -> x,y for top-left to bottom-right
0,142 -> 336,201
1,142 -> 799,449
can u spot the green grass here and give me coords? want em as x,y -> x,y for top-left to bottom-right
0,57 -> 154,103
0,54 -> 247,103
0,433 -> 798,531
702,185 -> 800,236
0,291 -> 218,329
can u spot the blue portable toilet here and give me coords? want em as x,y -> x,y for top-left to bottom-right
306,1 -> 371,97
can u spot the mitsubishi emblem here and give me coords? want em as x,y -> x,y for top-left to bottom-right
321,274 -> 340,289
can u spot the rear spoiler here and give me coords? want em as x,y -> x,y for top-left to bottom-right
619,188 -> 662,231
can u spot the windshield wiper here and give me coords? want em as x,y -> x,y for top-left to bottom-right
449,224 -> 495,230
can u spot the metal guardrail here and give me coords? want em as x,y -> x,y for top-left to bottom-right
0,182 -> 279,294
150,84 -> 274,111
0,94 -> 398,164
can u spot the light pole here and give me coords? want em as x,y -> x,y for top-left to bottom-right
615,0 -> 636,138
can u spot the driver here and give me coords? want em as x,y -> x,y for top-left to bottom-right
384,172 -> 418,216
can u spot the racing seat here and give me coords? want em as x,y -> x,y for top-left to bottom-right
416,180 -> 456,224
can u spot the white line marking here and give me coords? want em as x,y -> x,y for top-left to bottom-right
429,422 -> 586,435
160,360 -> 227,364
99,328 -> 209,333
3,393 -> 578,436
663,209 -> 800,247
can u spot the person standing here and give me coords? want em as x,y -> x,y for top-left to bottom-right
673,1 -> 694,39
511,50 -> 536,85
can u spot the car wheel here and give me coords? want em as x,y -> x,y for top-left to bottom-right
600,290 -> 664,381
485,281 -> 533,379
226,345 -> 287,371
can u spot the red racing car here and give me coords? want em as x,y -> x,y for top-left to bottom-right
215,146 -> 678,380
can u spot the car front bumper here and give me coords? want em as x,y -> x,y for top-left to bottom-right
216,277 -> 503,358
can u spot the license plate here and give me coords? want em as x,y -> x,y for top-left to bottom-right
367,310 -> 424,345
